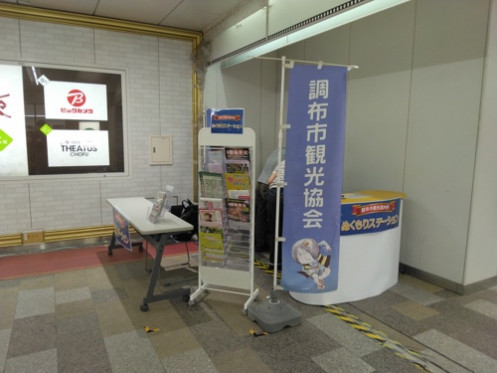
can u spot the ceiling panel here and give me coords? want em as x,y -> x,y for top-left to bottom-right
94,0 -> 182,26
2,0 -> 255,32
159,0 -> 246,30
16,0 -> 99,16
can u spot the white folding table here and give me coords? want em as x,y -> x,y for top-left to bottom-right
106,197 -> 194,311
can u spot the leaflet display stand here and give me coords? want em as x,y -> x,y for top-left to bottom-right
188,127 -> 259,313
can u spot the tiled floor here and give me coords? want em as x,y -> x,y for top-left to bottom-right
1,245 -> 497,373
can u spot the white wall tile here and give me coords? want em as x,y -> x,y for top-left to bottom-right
0,19 -> 195,236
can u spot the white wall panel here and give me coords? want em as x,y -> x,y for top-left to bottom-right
204,58 -> 279,175
0,17 -> 21,60
0,184 -> 30,233
20,20 -> 95,65
344,3 -> 414,193
465,0 -> 497,285
159,38 -> 194,202
402,0 -> 488,283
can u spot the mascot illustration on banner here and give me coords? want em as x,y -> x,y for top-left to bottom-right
291,238 -> 332,289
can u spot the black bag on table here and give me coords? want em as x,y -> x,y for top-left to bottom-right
171,199 -> 198,241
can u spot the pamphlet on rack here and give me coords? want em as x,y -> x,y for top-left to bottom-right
198,197 -> 224,210
199,171 -> 225,199
198,226 -> 225,266
224,146 -> 250,172
226,198 -> 250,231
199,209 -> 223,227
203,146 -> 224,173
148,190 -> 167,223
224,173 -> 250,194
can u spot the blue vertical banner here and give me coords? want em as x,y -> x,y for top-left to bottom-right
281,64 -> 348,293
113,208 -> 132,251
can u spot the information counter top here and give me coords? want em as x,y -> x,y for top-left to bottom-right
341,190 -> 406,204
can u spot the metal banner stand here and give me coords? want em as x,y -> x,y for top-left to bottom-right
247,56 -> 358,333
247,56 -> 302,333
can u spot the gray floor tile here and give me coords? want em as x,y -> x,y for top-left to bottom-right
390,280 -> 445,305
19,275 -> 53,291
0,278 -> 20,290
414,329 -> 497,373
104,330 -> 165,373
91,286 -> 129,305
162,347 -> 218,373
4,250 -> 497,373
308,313 -> 381,357
212,347 -> 272,373
312,347 -> 375,373
0,328 -> 12,370
420,348 -> 473,373
464,299 -> 497,320
57,312 -> 112,373
55,286 -> 92,304
189,318 -> 246,357
15,287 -> 55,319
391,300 -> 439,320
361,347 -> 421,372
0,287 -> 18,329
4,348 -> 57,373
8,313 -> 56,358
148,326 -> 201,358
424,301 -> 497,359
53,269 -> 88,292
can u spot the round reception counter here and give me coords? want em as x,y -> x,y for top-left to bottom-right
289,190 -> 406,306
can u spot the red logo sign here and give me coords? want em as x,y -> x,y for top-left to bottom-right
67,89 -> 86,107
0,93 -> 11,118
213,114 -> 241,121
351,201 -> 396,216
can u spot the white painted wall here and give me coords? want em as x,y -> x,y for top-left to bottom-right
465,0 -> 497,285
204,58 -> 279,176
0,17 -> 194,236
204,0 -> 497,287
402,0 -> 487,284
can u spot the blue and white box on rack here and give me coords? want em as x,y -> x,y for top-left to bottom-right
207,108 -> 244,134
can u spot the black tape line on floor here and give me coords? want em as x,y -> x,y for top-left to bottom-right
324,305 -> 450,373
253,259 -> 448,372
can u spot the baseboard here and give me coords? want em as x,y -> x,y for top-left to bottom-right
399,263 -> 497,295
0,225 -> 139,256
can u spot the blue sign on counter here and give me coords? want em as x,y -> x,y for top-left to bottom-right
112,208 -> 132,251
340,198 -> 401,235
207,108 -> 244,134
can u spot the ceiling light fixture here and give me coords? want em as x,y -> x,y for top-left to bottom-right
220,0 -> 410,68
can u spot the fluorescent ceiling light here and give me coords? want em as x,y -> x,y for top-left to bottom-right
221,0 -> 410,68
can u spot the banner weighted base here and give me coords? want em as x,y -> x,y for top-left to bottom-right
247,291 -> 301,333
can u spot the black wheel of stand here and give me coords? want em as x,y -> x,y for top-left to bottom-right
182,294 -> 190,303
140,304 -> 149,312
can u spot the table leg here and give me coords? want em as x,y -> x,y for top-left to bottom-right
140,234 -> 190,311
108,232 -> 116,255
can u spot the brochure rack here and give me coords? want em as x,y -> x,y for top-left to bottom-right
189,127 -> 259,312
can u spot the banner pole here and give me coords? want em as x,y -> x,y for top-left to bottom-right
256,55 -> 358,71
272,55 -> 288,290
